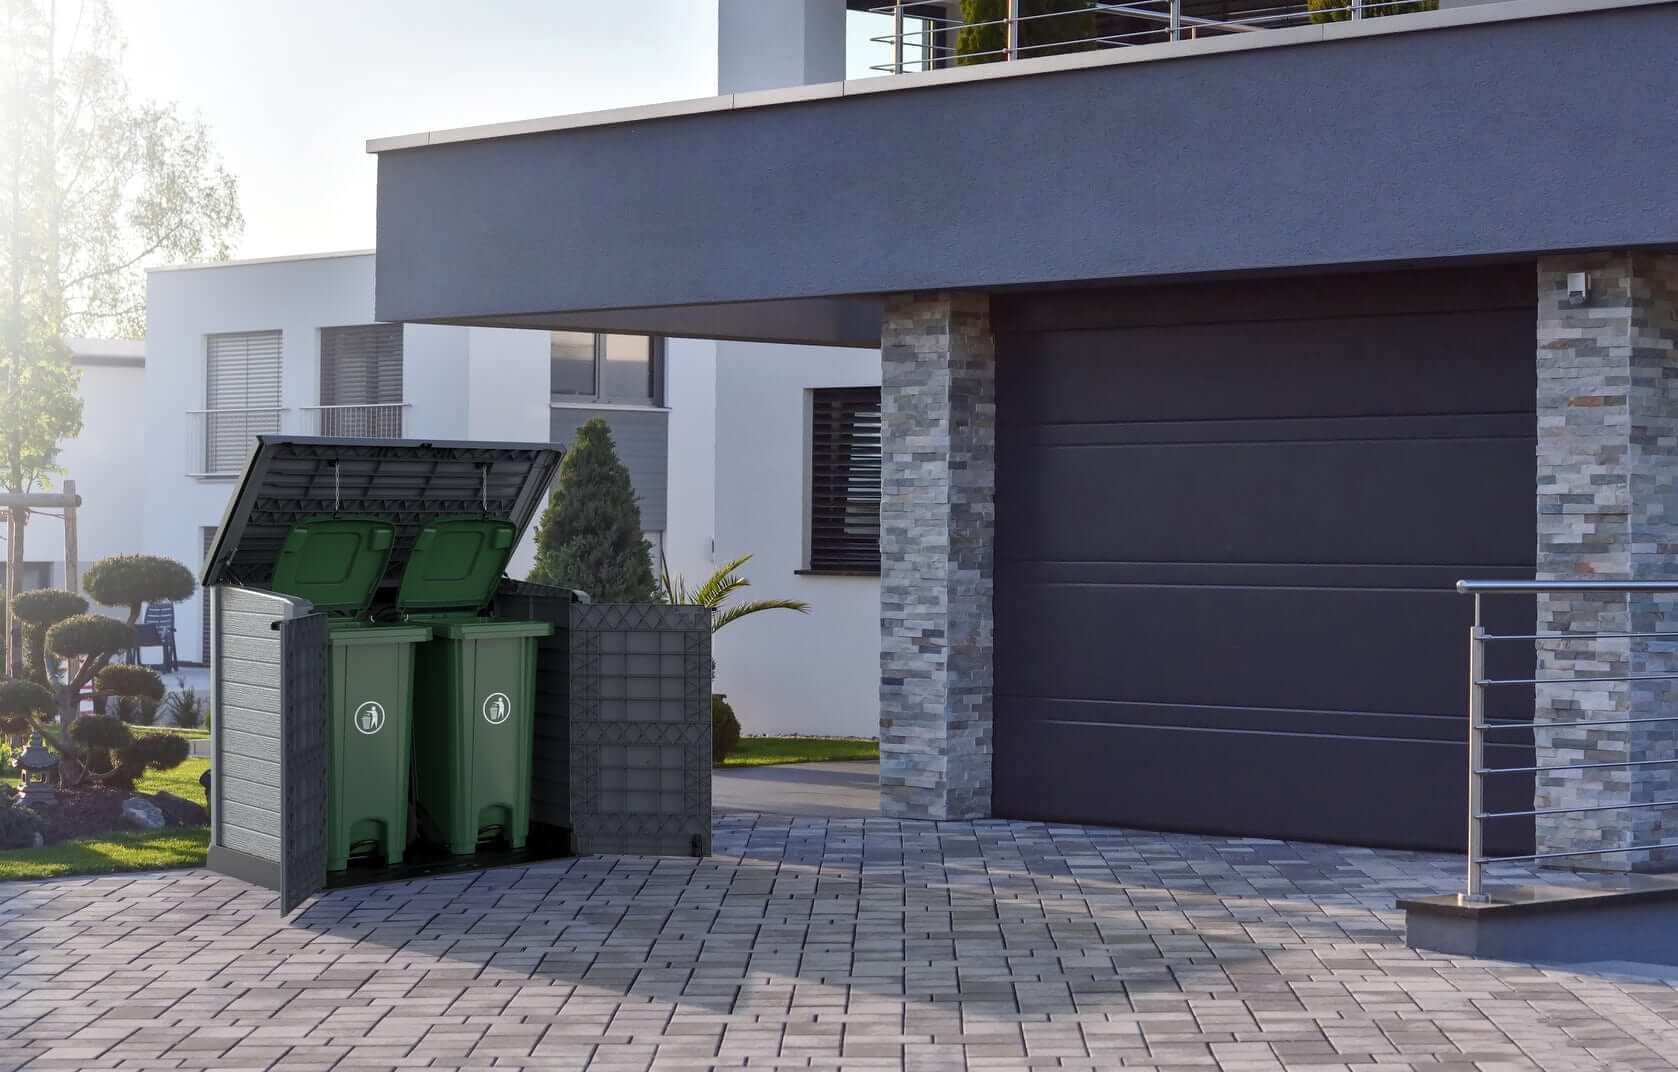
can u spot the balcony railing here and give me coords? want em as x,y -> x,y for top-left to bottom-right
186,407 -> 289,478
302,402 -> 409,439
1457,579 -> 1678,904
869,0 -> 1437,72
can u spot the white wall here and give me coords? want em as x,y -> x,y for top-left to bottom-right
662,338 -> 718,586
466,326 -> 553,577
710,343 -> 881,738
20,342 -> 148,597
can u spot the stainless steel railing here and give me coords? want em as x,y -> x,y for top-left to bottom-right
1457,579 -> 1678,904
868,0 -> 1436,73
186,407 -> 289,477
302,402 -> 408,438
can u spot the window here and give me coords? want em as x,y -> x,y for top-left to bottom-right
550,331 -> 660,405
202,330 -> 282,475
807,387 -> 882,573
319,324 -> 404,436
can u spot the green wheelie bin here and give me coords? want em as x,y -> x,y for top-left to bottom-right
268,518 -> 431,873
400,518 -> 552,856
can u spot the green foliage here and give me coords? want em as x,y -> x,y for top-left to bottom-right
529,418 -> 656,601
111,695 -> 160,726
45,614 -> 133,659
83,555 -> 196,613
162,689 -> 206,730
711,695 -> 741,766
723,736 -> 880,767
1308,0 -> 1436,19
95,664 -> 165,703
656,554 -> 810,633
10,589 -> 87,627
957,0 -> 1099,64
0,679 -> 54,733
0,806 -> 43,850
69,714 -> 133,753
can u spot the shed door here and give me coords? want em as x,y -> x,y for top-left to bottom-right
278,612 -> 329,914
992,267 -> 1536,852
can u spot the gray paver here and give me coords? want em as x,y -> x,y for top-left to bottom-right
4,816 -> 1678,1071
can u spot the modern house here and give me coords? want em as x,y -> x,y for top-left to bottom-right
139,248 -> 883,738
365,0 -> 1678,864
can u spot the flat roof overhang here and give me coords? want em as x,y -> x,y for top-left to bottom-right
371,0 -> 1678,347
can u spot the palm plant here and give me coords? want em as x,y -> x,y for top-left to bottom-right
656,554 -> 809,632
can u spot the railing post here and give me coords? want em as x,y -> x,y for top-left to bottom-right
893,1 -> 905,73
1462,594 -> 1490,904
1170,0 -> 1182,41
1351,0 -> 1365,18
1006,0 -> 1020,59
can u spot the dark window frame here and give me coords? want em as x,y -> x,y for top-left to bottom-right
549,331 -> 665,407
806,386 -> 882,575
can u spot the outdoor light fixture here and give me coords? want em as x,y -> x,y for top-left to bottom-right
1566,271 -> 1591,306
16,734 -> 59,809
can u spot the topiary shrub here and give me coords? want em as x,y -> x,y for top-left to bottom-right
110,732 -> 190,787
0,805 -> 43,850
46,614 -> 135,660
11,589 -> 88,626
70,713 -> 134,753
0,679 -> 55,734
528,418 -> 656,601
83,555 -> 196,613
712,694 -> 741,766
95,664 -> 165,703
111,695 -> 160,726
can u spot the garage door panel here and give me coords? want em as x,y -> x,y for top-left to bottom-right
1000,434 -> 1533,566
995,580 -> 1533,720
992,269 -> 1535,851
998,310 -> 1533,426
990,715 -> 1534,854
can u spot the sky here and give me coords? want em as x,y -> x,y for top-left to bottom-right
116,2 -> 895,260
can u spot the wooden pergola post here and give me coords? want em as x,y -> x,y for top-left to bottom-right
0,487 -> 84,678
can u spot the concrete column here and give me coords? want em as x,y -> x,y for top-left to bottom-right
879,292 -> 996,820
717,0 -> 846,95
1536,251 -> 1678,870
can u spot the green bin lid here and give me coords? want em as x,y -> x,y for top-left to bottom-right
268,518 -> 396,617
395,518 -> 519,613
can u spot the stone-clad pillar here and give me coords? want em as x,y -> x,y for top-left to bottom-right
1536,251 -> 1678,870
879,292 -> 996,820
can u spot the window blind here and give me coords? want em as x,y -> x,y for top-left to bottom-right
808,387 -> 882,572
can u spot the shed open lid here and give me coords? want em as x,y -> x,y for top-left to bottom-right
203,437 -> 561,594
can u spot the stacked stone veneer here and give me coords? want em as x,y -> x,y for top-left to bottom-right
879,291 -> 996,820
1536,251 -> 1678,871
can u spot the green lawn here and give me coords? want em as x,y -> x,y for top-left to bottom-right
132,724 -> 210,740
0,829 -> 210,881
723,736 -> 878,767
134,757 -> 210,800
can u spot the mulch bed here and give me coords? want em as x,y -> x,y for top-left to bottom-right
5,786 -> 207,846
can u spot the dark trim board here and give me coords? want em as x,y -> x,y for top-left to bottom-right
207,844 -> 280,892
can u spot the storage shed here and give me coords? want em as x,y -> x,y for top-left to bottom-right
202,437 -> 713,912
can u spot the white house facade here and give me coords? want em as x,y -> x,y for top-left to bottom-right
136,247 -> 882,739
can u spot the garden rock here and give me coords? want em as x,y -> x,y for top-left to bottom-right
121,796 -> 167,830
149,791 -> 208,827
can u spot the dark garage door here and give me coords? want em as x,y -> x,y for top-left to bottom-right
992,266 -> 1535,853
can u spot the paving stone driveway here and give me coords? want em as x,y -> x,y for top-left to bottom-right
4,815 -> 1678,1072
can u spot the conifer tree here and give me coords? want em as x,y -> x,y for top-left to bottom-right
528,418 -> 655,601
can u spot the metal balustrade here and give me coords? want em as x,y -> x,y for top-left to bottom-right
302,402 -> 408,439
869,0 -> 1435,73
1457,579 -> 1678,904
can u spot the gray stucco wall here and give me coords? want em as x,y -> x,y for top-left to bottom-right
550,407 -> 670,531
376,2 -> 1678,338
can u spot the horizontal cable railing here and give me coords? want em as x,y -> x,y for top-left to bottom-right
1458,579 -> 1678,904
186,407 -> 288,478
868,0 -> 1439,73
302,402 -> 409,439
